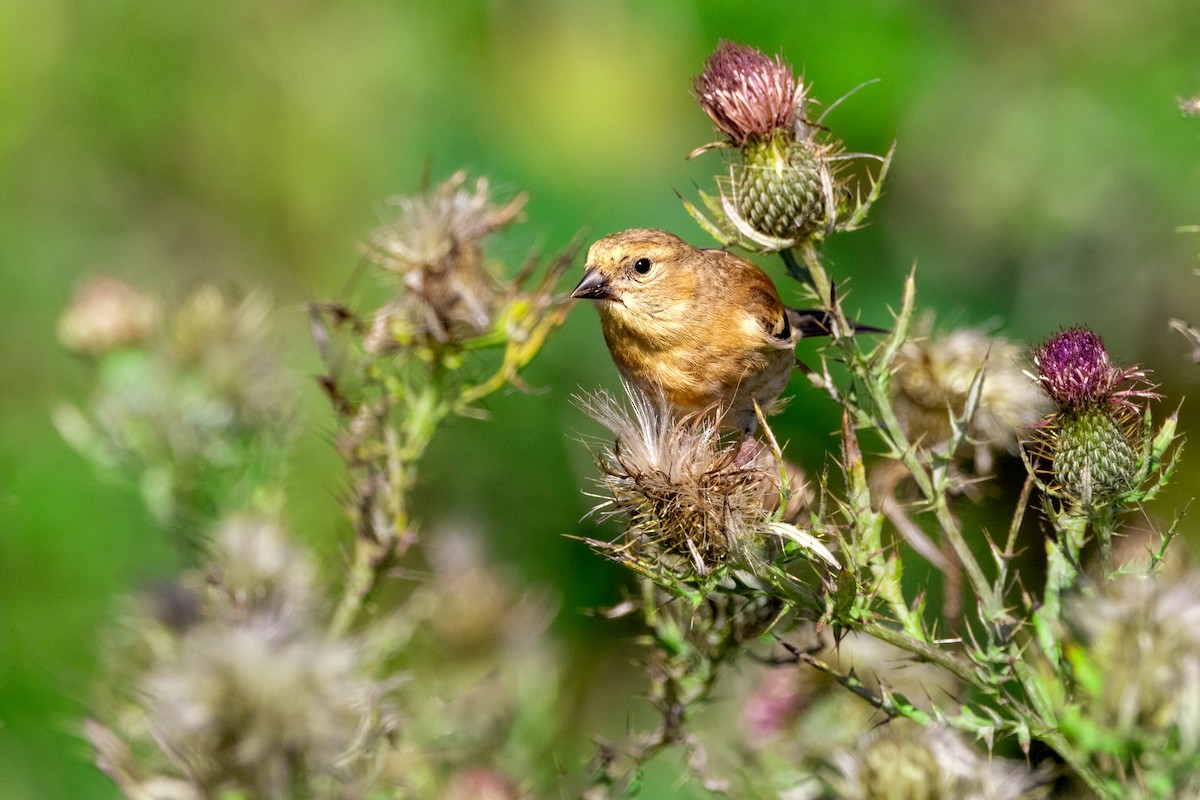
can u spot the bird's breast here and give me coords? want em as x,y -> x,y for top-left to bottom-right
601,310 -> 793,414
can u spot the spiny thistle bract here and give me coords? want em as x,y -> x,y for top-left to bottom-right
1028,326 -> 1158,511
685,40 -> 892,253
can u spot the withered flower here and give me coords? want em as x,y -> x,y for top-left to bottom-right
58,276 -> 161,356
579,384 -> 779,574
834,723 -> 1050,800
891,325 -> 1049,467
1065,572 -> 1200,759
362,170 -> 526,347
578,384 -> 836,578
90,517 -> 397,800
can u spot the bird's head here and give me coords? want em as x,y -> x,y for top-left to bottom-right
571,229 -> 699,336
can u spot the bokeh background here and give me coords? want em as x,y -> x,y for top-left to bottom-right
3,1 -> 1199,797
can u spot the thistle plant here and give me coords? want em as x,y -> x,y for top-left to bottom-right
60,38 -> 1200,800
56,280 -> 296,556
573,40 -> 1188,800
69,170 -> 573,800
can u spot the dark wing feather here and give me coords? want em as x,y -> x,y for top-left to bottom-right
785,307 -> 887,340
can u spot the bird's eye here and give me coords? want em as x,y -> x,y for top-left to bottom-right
633,257 -> 652,274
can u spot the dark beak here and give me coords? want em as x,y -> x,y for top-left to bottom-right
570,267 -> 614,301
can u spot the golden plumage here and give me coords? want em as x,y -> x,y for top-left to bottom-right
572,228 -> 837,433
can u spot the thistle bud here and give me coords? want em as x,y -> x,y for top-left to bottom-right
1029,327 -> 1156,510
732,136 -> 828,242
686,41 -> 891,254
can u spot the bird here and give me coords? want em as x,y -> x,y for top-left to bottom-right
571,228 -> 869,435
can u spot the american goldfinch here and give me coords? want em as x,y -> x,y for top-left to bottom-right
572,228 -> 867,433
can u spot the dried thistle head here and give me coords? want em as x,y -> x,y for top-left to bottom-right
362,170 -> 526,346
55,283 -> 296,550
891,325 -> 1049,463
204,516 -> 321,625
1027,327 -> 1158,510
578,384 -> 780,576
144,615 -> 378,797
58,276 -> 161,356
168,284 -> 297,433
421,533 -> 557,657
91,517 -> 397,799
1065,572 -> 1200,758
833,722 -> 1050,800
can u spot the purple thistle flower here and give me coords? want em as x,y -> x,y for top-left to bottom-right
1032,326 -> 1156,412
1033,327 -> 1117,409
693,41 -> 803,146
1028,326 -> 1160,510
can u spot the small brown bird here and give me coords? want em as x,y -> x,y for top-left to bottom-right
572,228 -> 859,434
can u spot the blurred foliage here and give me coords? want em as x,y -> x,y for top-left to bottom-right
2,1 -> 1199,798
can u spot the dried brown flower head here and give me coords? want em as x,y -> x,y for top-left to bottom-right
144,615 -> 376,797
90,517 -> 398,799
204,516 -> 321,625
362,170 -> 526,346
1066,572 -> 1200,755
891,325 -> 1049,462
834,722 -> 1050,800
58,276 -> 161,356
579,385 -> 780,575
170,284 -> 295,428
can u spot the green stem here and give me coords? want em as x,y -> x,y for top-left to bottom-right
329,375 -> 448,637
1093,504 -> 1116,576
798,649 -> 934,725
860,619 -> 978,687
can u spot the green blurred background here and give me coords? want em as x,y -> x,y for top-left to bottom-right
2,0 -> 1199,796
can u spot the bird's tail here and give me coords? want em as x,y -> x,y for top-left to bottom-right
785,307 -> 886,340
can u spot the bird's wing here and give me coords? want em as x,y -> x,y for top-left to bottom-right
784,308 -> 834,339
785,308 -> 887,339
706,250 -> 793,342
